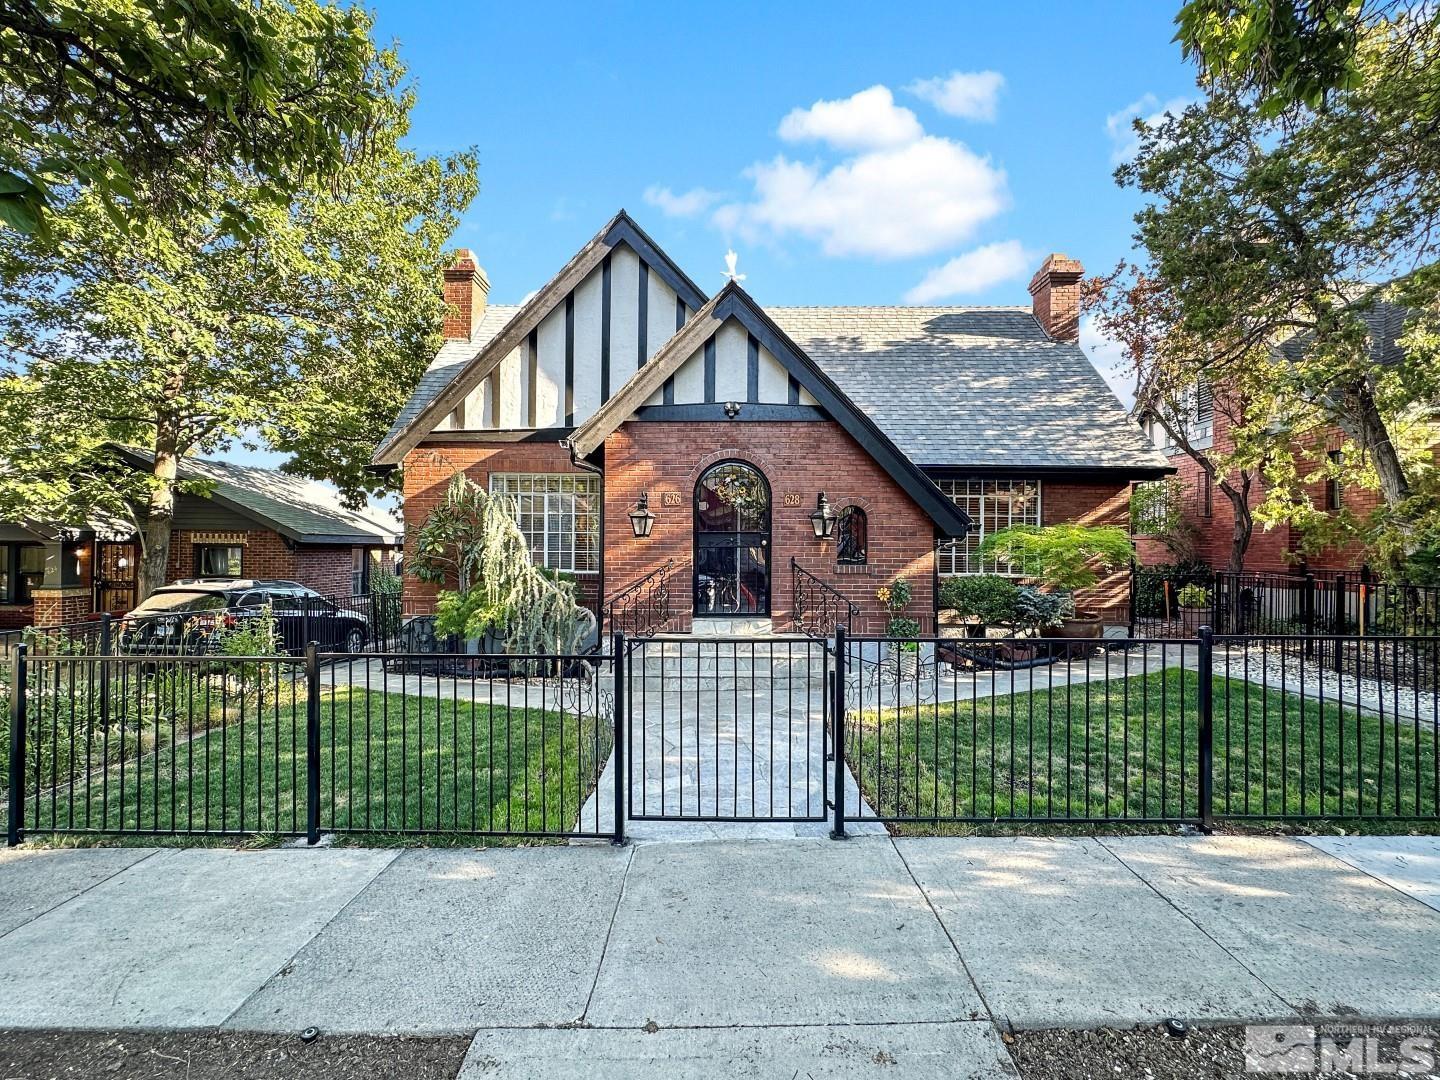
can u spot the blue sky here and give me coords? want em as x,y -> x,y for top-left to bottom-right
241,0 -> 1198,471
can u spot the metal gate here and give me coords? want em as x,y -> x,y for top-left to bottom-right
622,635 -> 831,822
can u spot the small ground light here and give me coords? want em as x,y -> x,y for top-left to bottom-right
300,1027 -> 320,1043
1165,1018 -> 1189,1038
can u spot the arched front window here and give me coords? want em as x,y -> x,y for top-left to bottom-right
836,505 -> 867,565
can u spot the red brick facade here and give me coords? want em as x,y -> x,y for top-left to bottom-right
164,529 -> 357,596
398,432 -> 1139,634
1135,407 -> 1376,574
602,420 -> 938,634
400,441 -> 602,615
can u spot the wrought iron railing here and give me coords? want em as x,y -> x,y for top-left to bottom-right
604,559 -> 682,638
790,558 -> 858,639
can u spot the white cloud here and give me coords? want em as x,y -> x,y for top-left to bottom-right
1105,93 -> 1191,163
1080,313 -> 1136,408
714,136 -> 1008,260
643,185 -> 723,218
777,85 -> 923,151
906,71 -> 1005,122
904,240 -> 1030,302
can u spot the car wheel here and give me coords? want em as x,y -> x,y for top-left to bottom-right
344,627 -> 365,654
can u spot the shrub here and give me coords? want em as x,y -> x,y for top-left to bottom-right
1014,586 -> 1064,631
1177,583 -> 1211,608
939,575 -> 1019,624
978,525 -> 1133,594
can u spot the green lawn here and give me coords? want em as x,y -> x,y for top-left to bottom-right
847,668 -> 1440,832
13,684 -> 612,841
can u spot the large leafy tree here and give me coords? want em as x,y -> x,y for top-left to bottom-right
1119,6 -> 1440,569
0,56 -> 477,599
0,0 -> 393,236
1088,267 -> 1276,573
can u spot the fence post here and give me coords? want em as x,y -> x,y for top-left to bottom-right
1196,625 -> 1215,834
830,624 -> 848,840
612,631 -> 625,844
98,613 -> 112,733
1127,559 -> 1137,637
7,644 -> 27,846
1302,573 -> 1316,659
305,641 -> 321,845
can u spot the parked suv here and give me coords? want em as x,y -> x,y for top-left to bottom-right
119,579 -> 369,655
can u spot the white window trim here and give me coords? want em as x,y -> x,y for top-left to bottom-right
489,473 -> 600,575
936,478 -> 1043,577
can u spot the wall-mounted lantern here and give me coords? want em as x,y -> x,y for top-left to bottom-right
629,491 -> 656,539
809,492 -> 836,540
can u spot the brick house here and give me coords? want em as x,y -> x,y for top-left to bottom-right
374,211 -> 1170,635
0,453 -> 401,629
1133,301 -> 1408,576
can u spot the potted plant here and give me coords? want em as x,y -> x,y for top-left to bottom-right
978,524 -> 1133,640
938,575 -> 1019,638
1176,582 -> 1211,636
877,579 -> 921,672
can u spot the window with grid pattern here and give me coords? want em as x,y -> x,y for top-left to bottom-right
489,474 -> 600,574
936,479 -> 1041,575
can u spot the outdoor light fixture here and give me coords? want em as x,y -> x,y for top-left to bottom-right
629,491 -> 656,539
810,492 -> 836,540
723,400 -> 742,418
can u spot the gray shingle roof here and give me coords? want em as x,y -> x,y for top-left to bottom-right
766,306 -> 1168,471
379,305 -> 521,450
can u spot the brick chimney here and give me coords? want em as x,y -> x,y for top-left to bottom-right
1027,253 -> 1084,343
442,249 -> 490,340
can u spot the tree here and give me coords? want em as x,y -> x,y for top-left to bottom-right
0,60 -> 477,600
1088,266 -> 1274,573
1119,72 -> 1440,568
0,0 -> 394,236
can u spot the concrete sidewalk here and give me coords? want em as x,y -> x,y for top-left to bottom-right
0,834 -> 1437,1077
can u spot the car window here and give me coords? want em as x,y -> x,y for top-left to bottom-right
269,592 -> 303,611
131,590 -> 228,614
234,591 -> 268,608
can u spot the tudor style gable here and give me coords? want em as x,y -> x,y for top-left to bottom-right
373,211 -> 708,465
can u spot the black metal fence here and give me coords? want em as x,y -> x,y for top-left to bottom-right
604,560 -> 685,639
791,558 -> 857,639
1131,564 -> 1440,639
7,643 -> 617,844
6,626 -> 1436,844
833,627 -> 1439,831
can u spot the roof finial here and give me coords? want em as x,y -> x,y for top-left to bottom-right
722,249 -> 746,285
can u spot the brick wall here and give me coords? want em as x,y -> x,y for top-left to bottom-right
1040,481 -> 1132,621
603,421 -> 938,634
399,442 -> 602,615
165,529 -> 357,599
31,587 -> 91,628
1137,408 -> 1375,574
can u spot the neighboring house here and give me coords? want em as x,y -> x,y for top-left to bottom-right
374,211 -> 1170,634
1133,300 -> 1410,576
0,453 -> 401,629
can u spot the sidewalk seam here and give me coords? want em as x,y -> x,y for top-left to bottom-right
580,843 -> 635,1023
215,848 -> 403,1030
0,847 -> 165,945
889,838 -> 1000,1028
1093,835 -> 1300,1014
1297,838 -> 1440,916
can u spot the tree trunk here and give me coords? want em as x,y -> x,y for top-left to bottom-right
137,430 -> 180,602
1339,378 -> 1412,509
1219,473 -> 1254,576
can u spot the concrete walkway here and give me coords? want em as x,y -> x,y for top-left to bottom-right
0,834 -> 1438,1076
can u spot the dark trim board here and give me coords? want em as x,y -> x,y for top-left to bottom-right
419,427 -> 576,445
920,464 -> 1178,482
631,404 -> 827,422
600,254 -> 612,401
603,215 -> 707,312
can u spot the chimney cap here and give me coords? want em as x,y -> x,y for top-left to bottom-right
445,249 -> 488,282
1028,253 -> 1083,295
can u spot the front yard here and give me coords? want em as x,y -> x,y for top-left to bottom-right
847,668 -> 1440,832
11,683 -> 611,841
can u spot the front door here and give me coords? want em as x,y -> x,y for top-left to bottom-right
694,461 -> 770,616
94,541 -> 138,613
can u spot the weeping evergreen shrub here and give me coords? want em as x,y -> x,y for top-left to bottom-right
411,474 -> 591,655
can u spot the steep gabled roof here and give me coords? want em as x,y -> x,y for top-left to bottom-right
568,282 -> 974,536
767,307 -> 1170,474
372,210 -> 708,466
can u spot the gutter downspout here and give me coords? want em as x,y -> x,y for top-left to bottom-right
565,439 -> 605,641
